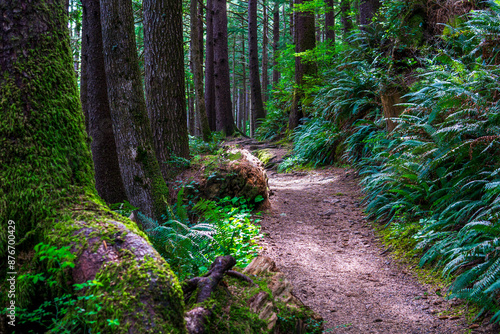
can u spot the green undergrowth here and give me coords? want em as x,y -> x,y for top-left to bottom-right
262,2 -> 500,323
118,190 -> 263,281
253,149 -> 275,166
373,218 -> 485,325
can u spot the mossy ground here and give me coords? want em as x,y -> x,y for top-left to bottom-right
372,219 -> 484,327
185,272 -> 322,334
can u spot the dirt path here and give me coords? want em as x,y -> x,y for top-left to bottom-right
258,166 -> 479,334
222,136 -> 500,334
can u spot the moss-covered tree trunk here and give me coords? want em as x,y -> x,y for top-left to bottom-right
144,0 -> 190,174
99,0 -> 169,220
0,0 -> 186,332
81,6 -> 89,133
82,0 -> 127,205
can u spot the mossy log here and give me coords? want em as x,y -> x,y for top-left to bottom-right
176,148 -> 270,209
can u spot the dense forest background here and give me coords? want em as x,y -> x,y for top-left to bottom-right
3,0 -> 500,332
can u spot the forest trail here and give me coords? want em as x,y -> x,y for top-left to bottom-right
231,140 -> 497,334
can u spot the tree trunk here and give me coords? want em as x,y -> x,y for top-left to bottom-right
232,33 -> 237,124
100,0 -> 170,220
144,0 -> 189,180
190,0 -> 211,141
205,0 -> 217,131
359,0 -> 380,27
381,91 -> 404,132
81,0 -> 127,205
0,1 -> 186,332
262,1 -> 269,105
341,0 -> 352,40
188,83 -> 196,135
325,0 -> 335,45
241,30 -> 248,133
289,0 -> 317,130
81,5 -> 89,133
213,0 -> 235,136
248,0 -> 266,135
272,1 -> 280,87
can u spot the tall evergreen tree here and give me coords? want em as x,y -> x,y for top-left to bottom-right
82,0 -> 127,204
190,0 -> 211,141
249,0 -> 266,134
289,0 -> 317,130
100,0 -> 170,220
205,0 -> 217,131
213,0 -> 236,135
325,0 -> 336,44
0,0 -> 186,331
341,0 -> 353,39
272,1 -> 280,87
359,0 -> 380,27
262,1 -> 270,104
144,0 -> 189,179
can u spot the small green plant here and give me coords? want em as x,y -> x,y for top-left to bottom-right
194,196 -> 263,268
2,243 -> 119,333
135,189 -> 262,280
109,200 -> 138,217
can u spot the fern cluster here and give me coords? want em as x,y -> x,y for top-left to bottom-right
342,4 -> 500,319
132,190 -> 262,280
279,2 -> 500,320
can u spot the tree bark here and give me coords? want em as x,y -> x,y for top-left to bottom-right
325,0 -> 336,45
213,0 -> 235,136
184,256 -> 237,334
289,0 -> 317,130
272,1 -> 280,87
341,0 -> 352,40
205,0 -> 217,131
241,29 -> 248,133
248,0 -> 266,135
190,0 -> 211,142
100,0 -> 169,220
82,0 -> 127,205
81,5 -> 89,133
359,0 -> 380,28
0,1 -> 186,332
262,1 -> 269,105
144,0 -> 190,180
381,91 -> 404,132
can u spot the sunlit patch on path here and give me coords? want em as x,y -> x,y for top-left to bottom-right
259,168 -> 478,334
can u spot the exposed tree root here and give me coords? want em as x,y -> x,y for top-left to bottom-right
226,269 -> 256,286
183,255 -> 237,334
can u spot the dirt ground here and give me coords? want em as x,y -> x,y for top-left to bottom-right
230,140 -> 500,334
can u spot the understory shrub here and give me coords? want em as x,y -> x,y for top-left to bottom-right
345,4 -> 500,320
275,1 -> 500,321
128,190 -> 262,281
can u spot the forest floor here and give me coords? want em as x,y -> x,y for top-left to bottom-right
230,139 -> 500,334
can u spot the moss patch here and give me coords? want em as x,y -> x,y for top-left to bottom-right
186,272 -> 322,334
